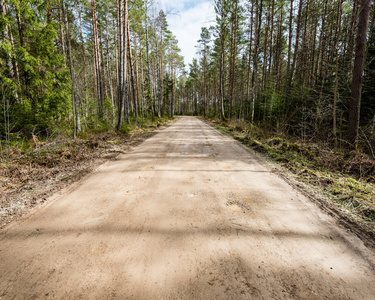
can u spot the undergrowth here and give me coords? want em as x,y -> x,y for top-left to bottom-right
209,118 -> 375,231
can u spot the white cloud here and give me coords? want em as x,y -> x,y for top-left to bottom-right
155,0 -> 216,68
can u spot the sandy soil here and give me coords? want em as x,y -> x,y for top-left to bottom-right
1,116 -> 375,299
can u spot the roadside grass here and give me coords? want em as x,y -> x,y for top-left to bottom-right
208,118 -> 375,233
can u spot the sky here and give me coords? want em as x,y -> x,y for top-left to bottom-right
156,0 -> 216,69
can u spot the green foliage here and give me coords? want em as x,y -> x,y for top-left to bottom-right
1,0 -> 71,139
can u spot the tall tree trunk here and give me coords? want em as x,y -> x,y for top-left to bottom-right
246,1 -> 254,120
262,1 -> 271,120
155,40 -> 161,118
171,60 -> 175,118
346,0 -> 360,69
114,17 -> 119,102
250,0 -> 263,123
134,33 -> 142,120
117,0 -> 126,130
299,0 -> 310,83
290,0 -> 303,82
333,0 -> 342,148
137,32 -> 146,119
286,0 -> 293,85
123,0 -> 130,125
314,0 -> 328,84
348,0 -> 372,146
268,0 -> 275,79
160,25 -> 165,118
261,1 -> 270,92
90,22 -> 97,102
268,0 -> 276,119
92,0 -> 104,119
219,0 -> 226,120
105,18 -> 115,126
145,0 -> 155,121
61,0 -> 80,137
229,0 -> 238,119
283,0 -> 293,121
309,8 -> 319,85
275,6 -> 283,91
203,48 -> 207,118
16,7 -> 24,48
99,29 -> 107,101
78,4 -> 88,122
126,10 -> 138,122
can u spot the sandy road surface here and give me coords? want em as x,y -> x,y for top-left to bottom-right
1,116 -> 375,299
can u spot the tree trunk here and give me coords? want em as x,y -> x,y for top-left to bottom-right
314,0 -> 328,84
99,29 -> 107,101
78,4 -> 88,122
105,18 -> 115,126
348,0 -> 372,146
126,10 -> 138,123
333,0 -> 342,148
346,0 -> 360,69
290,0 -> 303,82
117,0 -> 127,130
246,1 -> 254,120
61,0 -> 80,137
133,31 -> 142,120
171,62 -> 175,118
275,6 -> 283,91
16,7 -> 24,48
218,0 -> 226,120
299,0 -> 310,83
268,0 -> 275,79
137,32 -> 146,119
155,40 -> 161,118
229,0 -> 238,119
160,24 -> 165,118
262,1 -> 271,120
92,0 -> 104,119
250,0 -> 263,123
145,0 -> 155,121
286,0 -> 293,84
261,1 -> 270,92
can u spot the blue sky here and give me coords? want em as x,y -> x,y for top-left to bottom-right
157,0 -> 216,68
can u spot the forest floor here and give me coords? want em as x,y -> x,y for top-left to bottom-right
0,116 -> 375,299
207,118 -> 375,244
0,118 -> 175,229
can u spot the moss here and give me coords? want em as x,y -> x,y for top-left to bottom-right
268,138 -> 284,146
234,135 -> 245,142
275,156 -> 289,163
288,143 -> 299,151
249,140 -> 270,153
280,142 -> 288,150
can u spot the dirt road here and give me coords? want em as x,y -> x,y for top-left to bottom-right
1,116 -> 375,299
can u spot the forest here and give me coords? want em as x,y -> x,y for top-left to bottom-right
0,0 -> 184,149
2,1 -> 375,297
183,0 -> 375,152
0,0 -> 374,154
